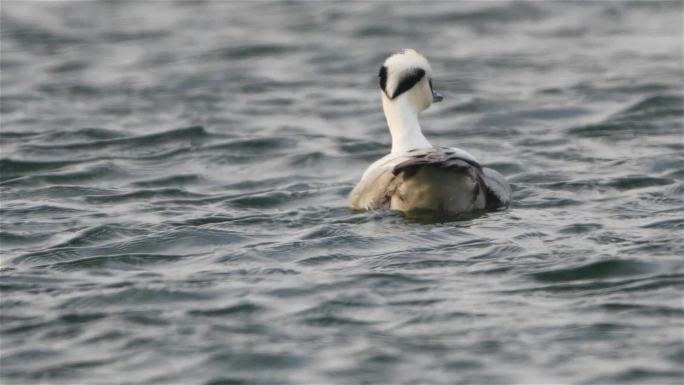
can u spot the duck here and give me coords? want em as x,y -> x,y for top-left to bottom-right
349,49 -> 511,214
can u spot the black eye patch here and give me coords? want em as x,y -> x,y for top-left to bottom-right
391,68 -> 425,99
378,66 -> 388,96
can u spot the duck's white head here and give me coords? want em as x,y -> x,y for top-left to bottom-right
379,49 -> 443,113
378,49 -> 442,154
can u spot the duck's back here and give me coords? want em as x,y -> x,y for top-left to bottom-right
349,147 -> 510,214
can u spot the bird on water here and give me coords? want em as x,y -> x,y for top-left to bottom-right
349,49 -> 511,214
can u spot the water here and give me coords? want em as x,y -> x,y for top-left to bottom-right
1,1 -> 683,384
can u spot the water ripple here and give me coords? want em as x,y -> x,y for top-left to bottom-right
1,1 -> 682,384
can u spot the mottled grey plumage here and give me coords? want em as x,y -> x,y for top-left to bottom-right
349,147 -> 510,213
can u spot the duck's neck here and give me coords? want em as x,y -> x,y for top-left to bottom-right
382,93 -> 431,154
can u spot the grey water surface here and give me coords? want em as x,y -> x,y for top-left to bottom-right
1,1 -> 683,384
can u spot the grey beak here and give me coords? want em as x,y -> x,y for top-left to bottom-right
432,90 -> 444,103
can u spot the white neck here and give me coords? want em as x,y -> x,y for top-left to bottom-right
382,92 -> 432,154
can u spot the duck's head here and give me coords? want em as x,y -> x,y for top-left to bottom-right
378,49 -> 443,112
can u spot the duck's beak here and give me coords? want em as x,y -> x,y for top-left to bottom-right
432,90 -> 444,103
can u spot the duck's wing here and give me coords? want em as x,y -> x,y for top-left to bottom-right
349,148 -> 479,211
432,147 -> 510,209
481,167 -> 511,209
348,153 -> 402,211
391,147 -> 481,177
389,148 -> 486,212
349,150 -> 429,211
349,147 -> 511,212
